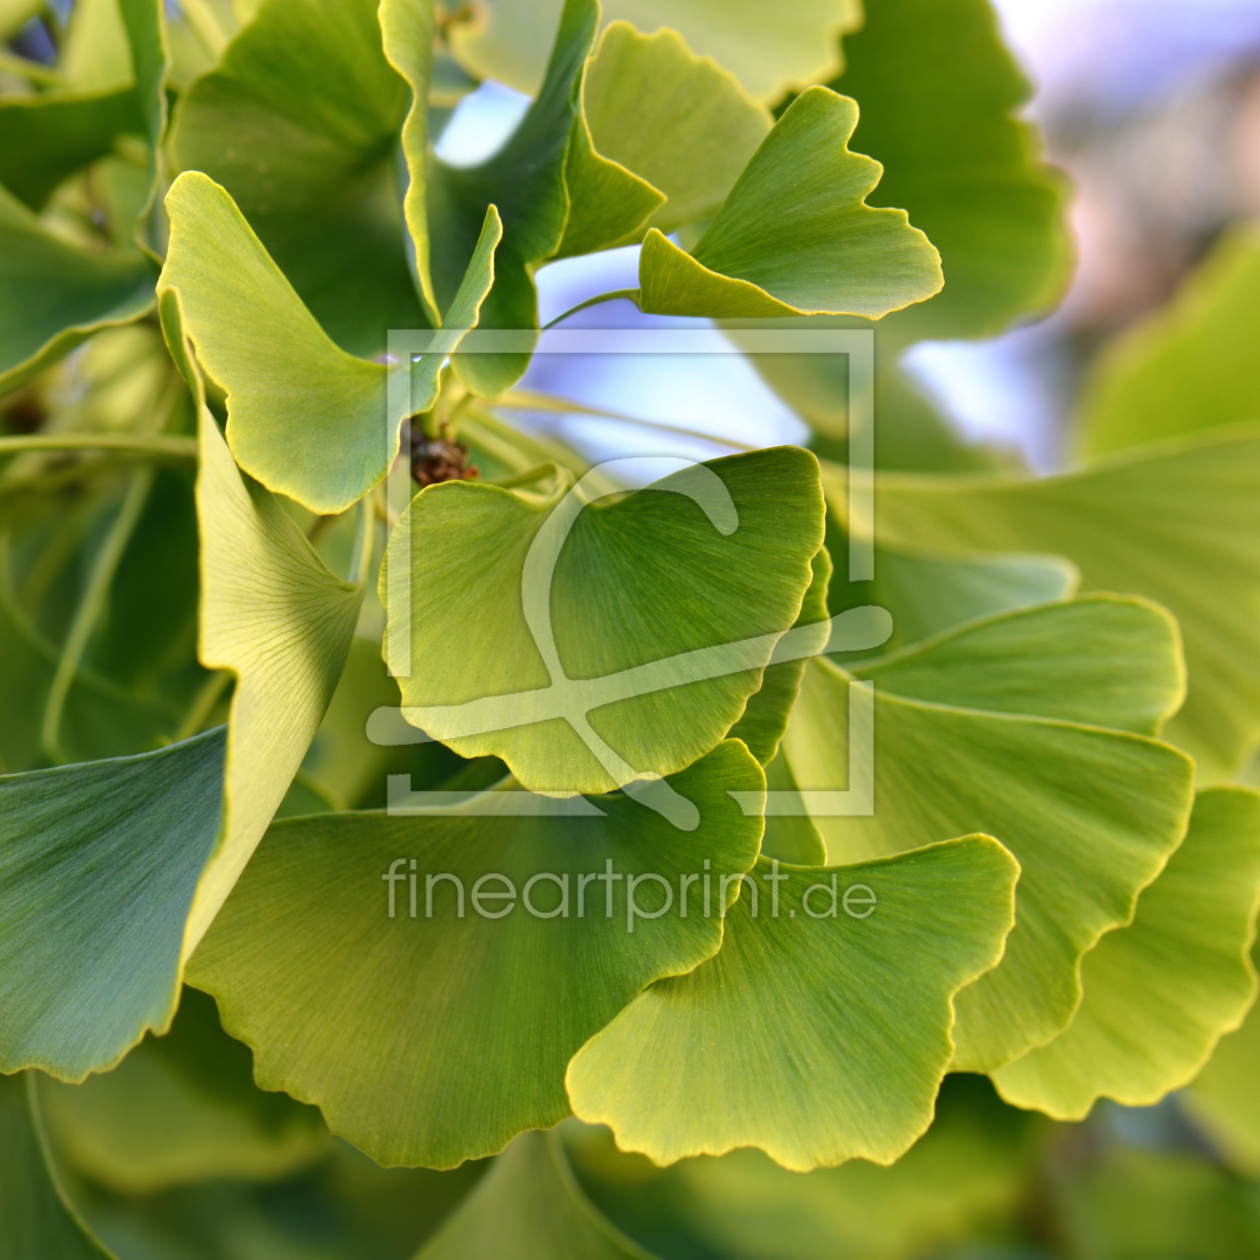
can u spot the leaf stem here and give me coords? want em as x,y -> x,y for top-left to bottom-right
0,433 -> 198,460
40,468 -> 155,763
541,288 -> 641,330
0,52 -> 63,85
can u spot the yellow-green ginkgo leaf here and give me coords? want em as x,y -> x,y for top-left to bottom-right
1079,223 -> 1260,460
448,0 -> 860,103
581,22 -> 772,235
993,787 -> 1260,1118
0,1073 -> 115,1259
169,0 -> 426,357
783,598 -> 1195,1071
0,730 -> 226,1079
39,988 -> 330,1194
566,839 -> 1018,1171
637,88 -> 943,320
385,448 -> 826,800
418,1130 -> 652,1259
854,426 -> 1260,780
159,172 -> 499,514
160,291 -> 365,957
187,741 -> 764,1169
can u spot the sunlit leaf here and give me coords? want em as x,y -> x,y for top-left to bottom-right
566,839 -> 1018,1171
1079,223 -> 1260,459
854,426 -> 1260,779
994,787 -> 1260,1118
188,741 -> 764,1168
386,448 -> 825,796
783,598 -> 1195,1071
638,88 -> 943,320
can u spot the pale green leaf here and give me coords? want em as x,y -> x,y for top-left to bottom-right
448,0 -> 861,103
0,1073 -> 114,1260
385,448 -> 825,795
187,741 -> 764,1168
581,22 -> 771,234
638,88 -> 943,320
566,839 -> 1018,1171
418,1131 -> 652,1259
1079,223 -> 1260,459
169,0 -> 426,357
783,598 -> 1195,1071
0,729 -> 226,1078
994,787 -> 1260,1118
856,426 -> 1260,779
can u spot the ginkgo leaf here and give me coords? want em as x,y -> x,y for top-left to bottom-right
783,598 -> 1195,1071
637,88 -> 943,320
581,22 -> 772,234
852,425 -> 1260,780
1079,223 -> 1260,459
385,448 -> 825,797
159,172 -> 498,514
40,988 -> 329,1194
993,787 -> 1260,1118
160,291 -> 364,956
418,1131 -> 652,1259
0,1073 -> 115,1259
0,729 -> 226,1079
169,0 -> 426,357
187,741 -> 765,1169
448,0 -> 860,103
566,839 -> 1018,1171
833,0 -> 1072,342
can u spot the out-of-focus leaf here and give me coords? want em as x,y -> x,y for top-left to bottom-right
40,988 -> 329,1193
386,448 -> 824,795
994,787 -> 1260,1117
161,291 -> 364,957
1079,223 -> 1260,459
169,0 -> 425,358
448,0 -> 861,103
417,1131 -> 652,1259
566,840 -> 1018,1170
855,426 -> 1260,780
582,22 -> 771,234
187,741 -> 764,1169
639,89 -> 942,320
783,599 -> 1195,1071
0,1072 -> 114,1259
0,729 -> 225,1078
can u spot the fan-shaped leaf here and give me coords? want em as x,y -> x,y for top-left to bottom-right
187,741 -> 764,1168
566,839 -> 1018,1171
994,787 -> 1260,1118
638,88 -> 942,320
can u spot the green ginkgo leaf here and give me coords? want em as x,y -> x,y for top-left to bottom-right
1079,223 -> 1260,459
834,0 -> 1072,342
0,1073 -> 115,1260
187,741 -> 764,1169
169,0 -> 426,357
419,1131 -> 652,1259
0,729 -> 226,1079
581,22 -> 771,235
447,0 -> 860,103
40,988 -> 330,1194
637,88 -> 943,320
993,787 -> 1260,1118
385,447 -> 825,797
159,172 -> 499,514
854,426 -> 1260,780
783,598 -> 1195,1071
160,292 -> 365,956
566,839 -> 1018,1171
